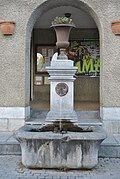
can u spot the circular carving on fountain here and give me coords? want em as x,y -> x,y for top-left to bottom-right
55,83 -> 68,96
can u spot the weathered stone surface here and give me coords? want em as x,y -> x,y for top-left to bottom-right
15,125 -> 106,169
0,107 -> 30,131
46,60 -> 78,123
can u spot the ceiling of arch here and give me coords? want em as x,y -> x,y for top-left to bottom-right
34,6 -> 97,29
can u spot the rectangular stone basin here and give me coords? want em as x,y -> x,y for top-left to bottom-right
14,125 -> 106,169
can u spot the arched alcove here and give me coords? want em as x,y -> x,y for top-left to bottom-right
25,0 -> 103,123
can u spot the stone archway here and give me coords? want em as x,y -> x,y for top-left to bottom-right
25,0 -> 103,122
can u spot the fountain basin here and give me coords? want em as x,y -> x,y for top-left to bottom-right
15,124 -> 106,169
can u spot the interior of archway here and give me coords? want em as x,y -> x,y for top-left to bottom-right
30,6 -> 100,122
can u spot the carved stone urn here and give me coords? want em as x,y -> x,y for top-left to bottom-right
51,23 -> 75,59
0,20 -> 15,35
111,20 -> 120,35
52,24 -> 75,48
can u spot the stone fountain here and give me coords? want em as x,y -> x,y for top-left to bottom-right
15,18 -> 106,169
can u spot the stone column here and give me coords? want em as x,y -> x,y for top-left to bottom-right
46,59 -> 78,124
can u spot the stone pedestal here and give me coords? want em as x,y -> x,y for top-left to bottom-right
46,59 -> 78,123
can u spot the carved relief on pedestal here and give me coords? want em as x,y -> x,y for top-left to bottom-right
55,83 -> 68,96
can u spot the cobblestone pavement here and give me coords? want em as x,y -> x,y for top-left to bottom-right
0,156 -> 120,179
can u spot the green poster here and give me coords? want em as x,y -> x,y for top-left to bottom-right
68,40 -> 100,76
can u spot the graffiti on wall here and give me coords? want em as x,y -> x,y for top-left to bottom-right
68,40 -> 100,76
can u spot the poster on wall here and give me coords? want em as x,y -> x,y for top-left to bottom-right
48,49 -> 54,57
68,40 -> 100,76
42,48 -> 47,57
34,75 -> 43,85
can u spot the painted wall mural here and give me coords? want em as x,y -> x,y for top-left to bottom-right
68,40 -> 100,76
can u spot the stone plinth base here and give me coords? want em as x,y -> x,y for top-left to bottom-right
0,106 -> 30,131
100,107 -> 120,134
15,125 -> 106,169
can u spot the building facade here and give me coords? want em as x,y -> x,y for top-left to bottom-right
0,0 -> 120,135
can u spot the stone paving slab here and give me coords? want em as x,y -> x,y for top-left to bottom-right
0,132 -> 18,144
0,132 -> 21,155
0,156 -> 120,179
